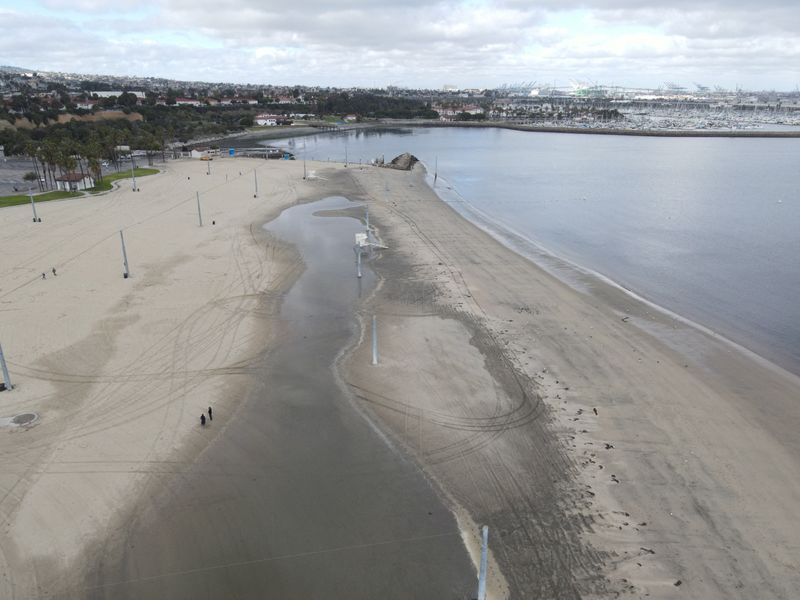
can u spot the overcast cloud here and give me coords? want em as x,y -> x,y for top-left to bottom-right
1,0 -> 798,89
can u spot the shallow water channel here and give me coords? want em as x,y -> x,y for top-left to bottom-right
88,197 -> 473,599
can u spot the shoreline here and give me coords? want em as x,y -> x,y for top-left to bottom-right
188,118 -> 800,151
422,165 -> 800,380
342,164 -> 800,598
400,120 -> 800,138
1,157 -> 798,598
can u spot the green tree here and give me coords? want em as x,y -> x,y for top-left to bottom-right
118,92 -> 139,109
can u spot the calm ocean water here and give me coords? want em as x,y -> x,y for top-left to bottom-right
246,127 -> 800,374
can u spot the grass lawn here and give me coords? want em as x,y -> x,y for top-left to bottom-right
0,168 -> 160,207
89,167 -> 160,192
0,190 -> 82,208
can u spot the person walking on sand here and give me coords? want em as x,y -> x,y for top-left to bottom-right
200,414 -> 206,426
41,272 -> 46,280
208,406 -> 213,421
52,267 -> 57,277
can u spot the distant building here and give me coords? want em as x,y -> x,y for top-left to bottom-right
175,98 -> 202,107
90,91 -> 145,99
221,97 -> 258,105
190,147 -> 220,159
255,114 -> 278,126
255,114 -> 293,126
55,172 -> 94,191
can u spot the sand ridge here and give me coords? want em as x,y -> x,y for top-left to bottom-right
343,165 -> 800,599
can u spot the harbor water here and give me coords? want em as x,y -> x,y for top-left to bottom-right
249,127 -> 800,375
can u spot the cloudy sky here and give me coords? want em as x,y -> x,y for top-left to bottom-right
1,0 -> 798,90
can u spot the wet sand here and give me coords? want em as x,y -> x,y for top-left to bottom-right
0,158 -> 472,599
343,165 -> 800,598
2,156 -> 799,599
80,197 -> 474,599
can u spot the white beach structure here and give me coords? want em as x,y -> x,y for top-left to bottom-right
54,172 -> 94,191
255,114 -> 279,126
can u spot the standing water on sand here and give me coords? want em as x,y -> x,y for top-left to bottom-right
83,195 -> 475,599
246,127 -> 800,374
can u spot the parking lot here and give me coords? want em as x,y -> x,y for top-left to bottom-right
0,156 -> 153,196
0,157 -> 40,195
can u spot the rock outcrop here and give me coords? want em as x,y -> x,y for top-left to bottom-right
382,152 -> 419,171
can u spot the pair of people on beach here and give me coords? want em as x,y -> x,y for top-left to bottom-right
200,406 -> 213,426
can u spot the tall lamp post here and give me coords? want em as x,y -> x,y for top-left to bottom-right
130,154 -> 137,191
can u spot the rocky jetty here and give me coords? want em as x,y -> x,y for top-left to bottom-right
381,152 -> 419,170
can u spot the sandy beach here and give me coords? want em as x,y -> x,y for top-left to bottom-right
0,158 -> 308,596
0,156 -> 799,599
343,165 -> 800,598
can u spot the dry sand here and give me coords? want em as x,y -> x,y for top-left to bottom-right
0,158 -> 311,596
1,156 -> 799,599
343,165 -> 800,599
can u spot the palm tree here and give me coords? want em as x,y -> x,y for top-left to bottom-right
87,155 -> 102,185
25,142 -> 44,191
84,140 -> 103,185
39,141 -> 59,190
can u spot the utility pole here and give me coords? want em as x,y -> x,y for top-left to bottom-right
119,230 -> 130,278
254,169 -> 258,198
207,158 -> 211,175
0,343 -> 12,391
434,155 -> 438,186
196,191 -> 203,226
29,188 -> 40,222
130,159 -> 137,191
477,526 -> 489,600
371,315 -> 378,365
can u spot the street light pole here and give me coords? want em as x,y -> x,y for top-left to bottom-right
130,156 -> 137,191
29,188 -> 40,222
477,526 -> 489,600
120,230 -> 130,278
0,343 -> 12,391
196,191 -> 203,226
371,315 -> 378,365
